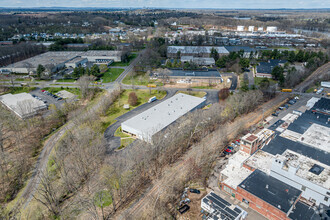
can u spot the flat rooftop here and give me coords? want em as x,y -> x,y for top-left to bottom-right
244,150 -> 274,175
66,56 -> 87,63
169,70 -> 222,78
281,149 -> 330,189
0,92 -> 47,118
121,93 -> 205,142
239,169 -> 302,214
81,50 -> 122,57
288,201 -> 319,220
167,46 -> 229,54
299,123 -> 330,152
5,51 -> 83,69
221,151 -> 251,189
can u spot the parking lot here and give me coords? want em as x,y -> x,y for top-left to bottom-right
30,88 -> 65,109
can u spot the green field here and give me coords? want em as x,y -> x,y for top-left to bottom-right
43,87 -> 81,96
192,86 -> 215,89
101,68 -> 125,83
177,91 -> 206,98
56,79 -> 76,83
114,127 -> 135,150
254,77 -> 277,86
122,73 -> 163,87
110,54 -> 137,67
101,89 -> 167,129
1,86 -> 36,95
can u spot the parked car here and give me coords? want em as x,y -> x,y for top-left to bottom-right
279,106 -> 285,110
225,149 -> 232,153
294,96 -> 299,100
272,112 -> 279,117
227,146 -> 234,150
189,188 -> 200,194
41,90 -> 45,92
57,97 -> 63,101
223,151 -> 231,155
43,100 -> 47,103
32,94 -> 36,97
178,205 -> 190,214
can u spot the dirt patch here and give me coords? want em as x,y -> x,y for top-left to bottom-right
177,191 -> 207,220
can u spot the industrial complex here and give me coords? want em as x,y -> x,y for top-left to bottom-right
121,93 -> 205,142
208,97 -> 330,220
0,50 -> 124,74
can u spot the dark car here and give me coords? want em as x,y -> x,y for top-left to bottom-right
272,112 -> 279,117
57,97 -> 63,101
189,188 -> 200,194
178,204 -> 190,214
227,146 -> 234,150
32,94 -> 36,97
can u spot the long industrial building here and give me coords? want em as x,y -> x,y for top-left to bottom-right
0,50 -> 124,74
121,93 -> 205,142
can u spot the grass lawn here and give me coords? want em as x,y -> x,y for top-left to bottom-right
306,86 -> 317,93
254,77 -> 277,86
122,73 -> 163,86
101,68 -> 125,83
177,90 -> 206,98
192,85 -> 215,89
114,126 -> 131,138
2,86 -> 37,94
43,87 -> 81,96
15,78 -> 31,81
115,127 -> 136,150
101,89 -> 167,129
110,54 -> 137,67
56,79 -> 76,83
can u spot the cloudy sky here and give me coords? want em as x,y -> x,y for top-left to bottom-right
0,0 -> 329,8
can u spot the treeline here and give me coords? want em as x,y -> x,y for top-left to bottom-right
0,43 -> 46,67
48,38 -> 84,51
259,49 -> 328,64
72,64 -> 102,78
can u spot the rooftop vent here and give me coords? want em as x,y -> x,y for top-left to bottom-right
309,164 -> 324,175
265,184 -> 269,189
241,184 -> 245,188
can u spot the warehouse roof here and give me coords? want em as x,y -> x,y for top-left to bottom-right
239,169 -> 302,214
81,50 -> 122,57
5,51 -> 83,69
167,46 -> 229,54
121,93 -> 205,142
169,70 -> 221,78
0,92 -> 47,118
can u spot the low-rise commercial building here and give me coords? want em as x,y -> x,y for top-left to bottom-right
167,46 -> 229,58
121,93 -> 205,143
256,59 -> 287,78
0,93 -> 47,118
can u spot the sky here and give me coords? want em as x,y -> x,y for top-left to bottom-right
0,0 -> 329,8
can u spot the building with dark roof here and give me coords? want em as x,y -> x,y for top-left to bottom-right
236,169 -> 302,220
256,59 -> 287,78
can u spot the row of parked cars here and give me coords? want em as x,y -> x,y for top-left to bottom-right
272,96 -> 299,116
221,139 -> 240,156
41,90 -> 63,101
32,94 -> 48,104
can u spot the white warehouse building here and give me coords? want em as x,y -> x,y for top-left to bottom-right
121,93 -> 206,143
0,93 -> 47,118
